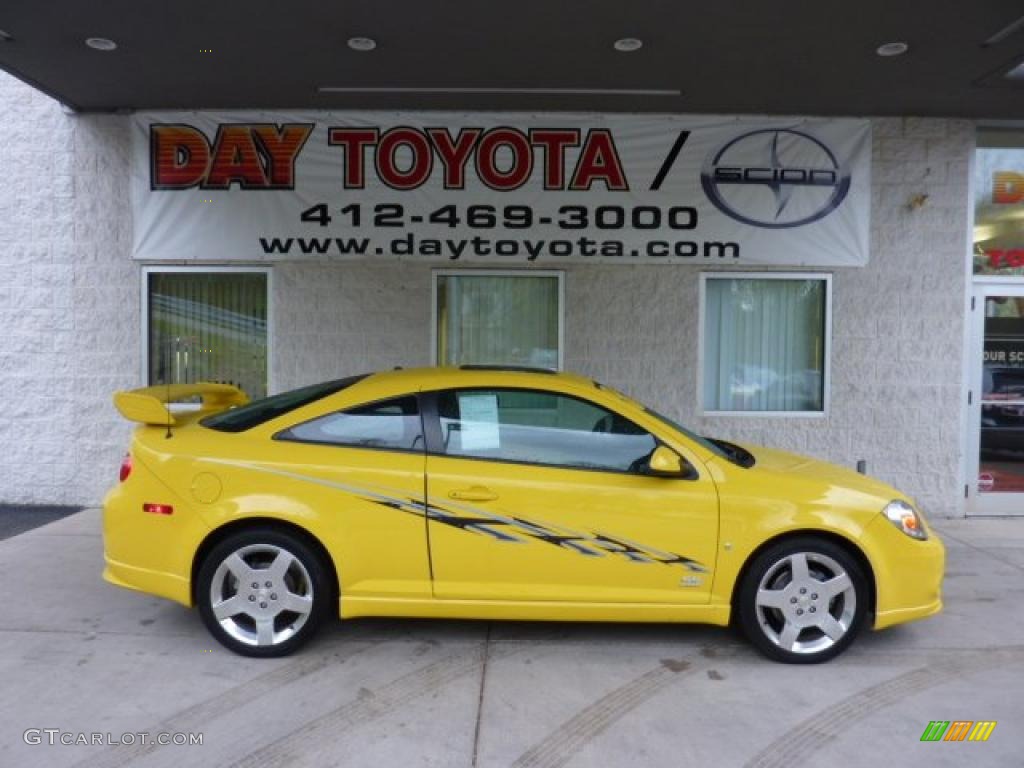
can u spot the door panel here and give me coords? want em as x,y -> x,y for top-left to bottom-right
424,387 -> 719,603
425,457 -> 718,603
263,396 -> 432,597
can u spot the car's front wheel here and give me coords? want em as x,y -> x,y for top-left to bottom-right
737,537 -> 868,663
197,528 -> 332,657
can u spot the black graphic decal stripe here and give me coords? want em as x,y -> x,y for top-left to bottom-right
366,494 -> 708,574
208,460 -> 710,577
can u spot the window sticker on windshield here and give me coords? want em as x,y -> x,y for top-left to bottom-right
458,393 -> 500,450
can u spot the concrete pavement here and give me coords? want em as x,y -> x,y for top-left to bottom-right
0,510 -> 1021,768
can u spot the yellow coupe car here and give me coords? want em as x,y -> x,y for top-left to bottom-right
103,366 -> 944,662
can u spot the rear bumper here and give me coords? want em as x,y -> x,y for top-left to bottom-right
103,558 -> 192,607
102,481 -> 208,608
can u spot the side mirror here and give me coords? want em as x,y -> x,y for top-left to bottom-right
647,445 -> 692,478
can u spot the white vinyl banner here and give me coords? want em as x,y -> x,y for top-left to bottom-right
131,112 -> 871,266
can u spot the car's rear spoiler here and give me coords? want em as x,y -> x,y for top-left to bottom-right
113,383 -> 249,426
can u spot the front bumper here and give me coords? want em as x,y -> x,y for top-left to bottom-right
864,513 -> 946,630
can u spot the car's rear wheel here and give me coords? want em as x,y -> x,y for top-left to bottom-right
737,537 -> 868,664
197,528 -> 331,657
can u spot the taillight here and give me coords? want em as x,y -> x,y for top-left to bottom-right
119,453 -> 133,483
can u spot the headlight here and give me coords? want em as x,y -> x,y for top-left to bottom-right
882,500 -> 928,540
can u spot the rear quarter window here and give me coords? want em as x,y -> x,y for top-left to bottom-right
276,396 -> 424,452
202,375 -> 369,432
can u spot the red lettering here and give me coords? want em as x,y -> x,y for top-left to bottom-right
374,128 -> 434,191
476,128 -> 533,191
205,126 -> 270,189
992,249 -> 1024,268
253,124 -> 312,188
322,124 -> 630,191
570,129 -> 628,191
328,128 -> 379,188
151,125 -> 210,189
427,128 -> 481,189
530,129 -> 580,189
376,128 -> 433,190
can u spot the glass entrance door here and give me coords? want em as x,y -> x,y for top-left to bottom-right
968,285 -> 1024,515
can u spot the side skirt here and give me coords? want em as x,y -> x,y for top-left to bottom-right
340,596 -> 732,626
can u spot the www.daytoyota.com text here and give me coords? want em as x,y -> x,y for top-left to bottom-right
259,202 -> 740,261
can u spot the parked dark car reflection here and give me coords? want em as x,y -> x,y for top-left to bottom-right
981,366 -> 1024,455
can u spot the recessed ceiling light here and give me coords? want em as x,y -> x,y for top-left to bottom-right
0,29 -> 13,43
347,37 -> 376,52
614,38 -> 643,53
85,37 -> 117,51
876,41 -> 908,57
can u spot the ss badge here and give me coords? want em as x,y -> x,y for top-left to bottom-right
680,575 -> 704,588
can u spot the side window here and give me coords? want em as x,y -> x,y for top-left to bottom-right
278,396 -> 423,452
436,389 -> 657,473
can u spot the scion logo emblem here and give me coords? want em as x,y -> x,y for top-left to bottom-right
701,128 -> 851,229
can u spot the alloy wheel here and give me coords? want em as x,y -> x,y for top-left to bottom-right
208,543 -> 315,648
753,551 -> 857,655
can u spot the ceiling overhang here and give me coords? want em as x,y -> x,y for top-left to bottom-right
1,2 -> 1023,117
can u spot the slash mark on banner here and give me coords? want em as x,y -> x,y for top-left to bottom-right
649,130 -> 690,191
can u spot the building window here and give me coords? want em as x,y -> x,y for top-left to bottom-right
701,273 -> 830,414
973,128 -> 1024,276
434,271 -> 563,369
145,268 -> 269,400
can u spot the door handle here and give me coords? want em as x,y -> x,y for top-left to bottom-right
448,486 -> 498,502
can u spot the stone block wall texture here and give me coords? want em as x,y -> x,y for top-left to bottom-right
0,72 -> 137,505
0,68 -> 971,515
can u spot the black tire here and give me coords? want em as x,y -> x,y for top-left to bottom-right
736,536 -> 869,664
197,527 -> 332,657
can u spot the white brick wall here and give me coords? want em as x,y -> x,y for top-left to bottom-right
69,114 -> 138,502
274,263 -> 432,392
0,67 -> 972,515
0,72 -> 136,505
